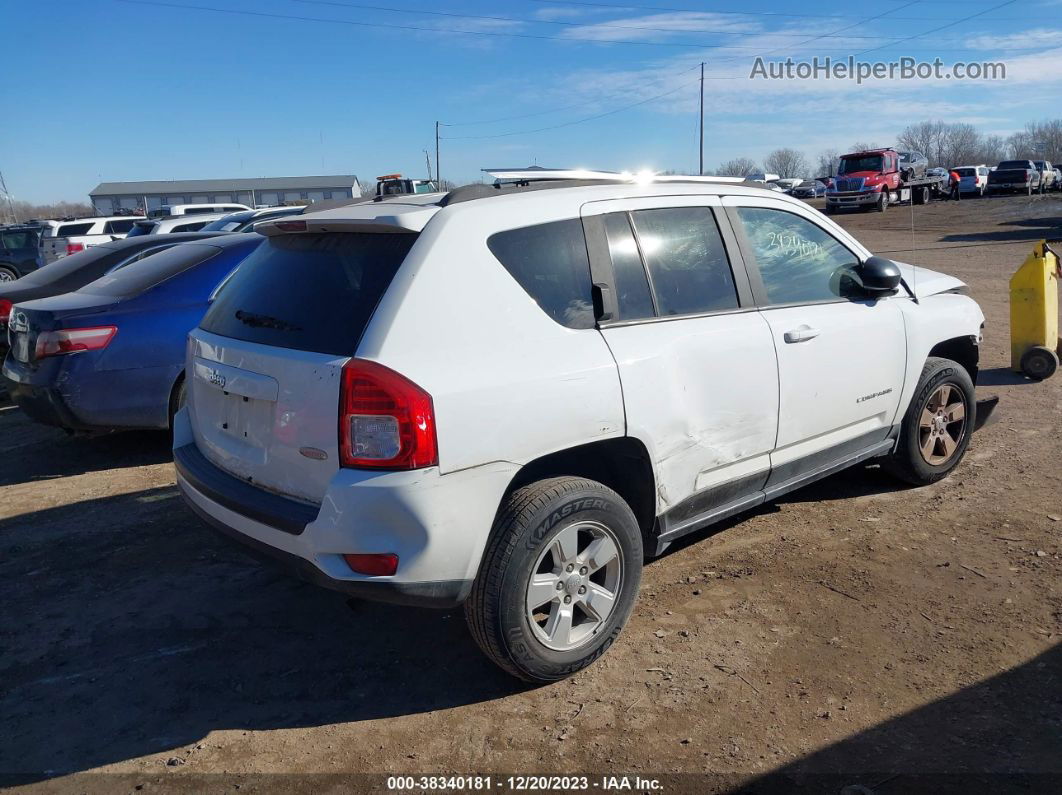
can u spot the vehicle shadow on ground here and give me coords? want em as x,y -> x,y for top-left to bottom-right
0,427 -> 173,488
977,367 -> 1042,387
740,643 -> 1061,794
939,213 -> 1062,244
0,489 -> 523,784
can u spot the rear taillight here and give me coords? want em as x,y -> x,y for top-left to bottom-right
339,359 -> 437,470
35,326 -> 117,359
65,243 -> 85,256
0,299 -> 12,326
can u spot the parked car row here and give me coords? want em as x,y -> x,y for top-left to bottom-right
0,201 -> 314,411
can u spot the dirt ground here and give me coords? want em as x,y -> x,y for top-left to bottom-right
1,193 -> 1060,794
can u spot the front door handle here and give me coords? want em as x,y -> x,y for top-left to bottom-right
783,325 -> 820,343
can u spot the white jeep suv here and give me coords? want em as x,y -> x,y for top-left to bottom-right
174,176 -> 995,682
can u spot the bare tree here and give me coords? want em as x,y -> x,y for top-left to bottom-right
814,149 -> 839,178
8,200 -> 94,223
939,123 -> 982,167
897,120 -> 946,165
849,141 -> 878,153
764,148 -> 808,179
716,157 -> 759,177
976,134 -> 1008,166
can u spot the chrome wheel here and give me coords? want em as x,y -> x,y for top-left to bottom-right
918,384 -> 967,465
0,269 -> 16,282
526,520 -> 623,651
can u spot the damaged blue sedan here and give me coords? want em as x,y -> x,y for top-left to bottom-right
3,234 -> 262,432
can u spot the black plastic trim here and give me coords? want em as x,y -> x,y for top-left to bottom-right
654,427 -> 899,555
181,486 -> 471,609
174,442 -> 319,536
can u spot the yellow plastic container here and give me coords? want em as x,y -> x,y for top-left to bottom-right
1009,240 -> 1060,380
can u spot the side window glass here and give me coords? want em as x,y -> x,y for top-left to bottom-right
736,207 -> 861,304
629,207 -> 738,316
487,218 -> 595,330
603,213 -> 654,320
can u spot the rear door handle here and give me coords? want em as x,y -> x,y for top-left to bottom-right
783,325 -> 820,343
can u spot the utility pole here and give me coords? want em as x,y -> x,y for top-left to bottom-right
698,62 -> 705,175
435,121 -> 441,186
0,170 -> 16,224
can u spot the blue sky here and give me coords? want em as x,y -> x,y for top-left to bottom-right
3,0 -> 1060,203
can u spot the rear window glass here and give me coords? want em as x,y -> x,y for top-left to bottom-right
104,219 -> 137,234
14,246 -> 122,285
201,232 -> 415,356
81,244 -> 218,298
487,219 -> 595,329
955,168 -> 975,177
997,161 -> 1030,170
172,221 -> 207,232
125,221 -> 157,237
57,223 -> 94,237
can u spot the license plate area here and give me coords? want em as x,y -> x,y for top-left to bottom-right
13,331 -> 31,363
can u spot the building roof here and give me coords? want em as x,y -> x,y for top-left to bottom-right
90,175 -> 359,196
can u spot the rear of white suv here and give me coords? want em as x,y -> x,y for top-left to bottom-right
177,181 -> 993,683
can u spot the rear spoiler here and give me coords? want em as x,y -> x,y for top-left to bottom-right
256,207 -> 435,236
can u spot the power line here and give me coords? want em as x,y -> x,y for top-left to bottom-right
853,0 -> 1018,56
115,0 -> 1051,57
521,0 -> 1019,22
294,0 -> 912,41
112,0 -> 800,49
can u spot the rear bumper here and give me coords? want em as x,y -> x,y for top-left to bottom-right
181,487 -> 472,608
2,374 -> 85,429
173,408 -> 518,609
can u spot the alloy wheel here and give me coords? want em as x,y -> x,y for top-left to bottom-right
526,521 -> 623,651
918,384 -> 968,465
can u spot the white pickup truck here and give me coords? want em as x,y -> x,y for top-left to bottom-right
39,215 -> 144,264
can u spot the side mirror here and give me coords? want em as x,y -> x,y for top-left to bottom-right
857,256 -> 902,295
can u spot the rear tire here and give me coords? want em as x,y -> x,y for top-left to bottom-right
168,377 -> 187,429
465,477 -> 643,683
885,357 -> 975,486
1020,345 -> 1059,381
0,267 -> 17,282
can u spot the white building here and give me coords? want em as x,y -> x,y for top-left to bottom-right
89,175 -> 362,215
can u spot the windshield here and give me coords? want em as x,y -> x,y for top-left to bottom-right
838,156 -> 883,174
201,232 -> 415,356
79,244 -> 219,298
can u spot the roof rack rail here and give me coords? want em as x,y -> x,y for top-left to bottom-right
482,168 -> 748,185
437,168 -> 757,206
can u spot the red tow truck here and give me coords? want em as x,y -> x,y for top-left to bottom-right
824,148 -> 944,213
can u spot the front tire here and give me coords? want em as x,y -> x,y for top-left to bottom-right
877,190 -> 889,212
886,357 -> 975,486
465,477 -> 643,683
0,266 -> 17,282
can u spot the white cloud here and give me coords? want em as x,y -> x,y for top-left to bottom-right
965,28 -> 1062,50
559,12 -> 760,43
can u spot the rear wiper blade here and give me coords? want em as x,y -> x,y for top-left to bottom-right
234,309 -> 302,332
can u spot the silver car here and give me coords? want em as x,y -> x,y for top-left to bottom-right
898,151 -> 928,179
